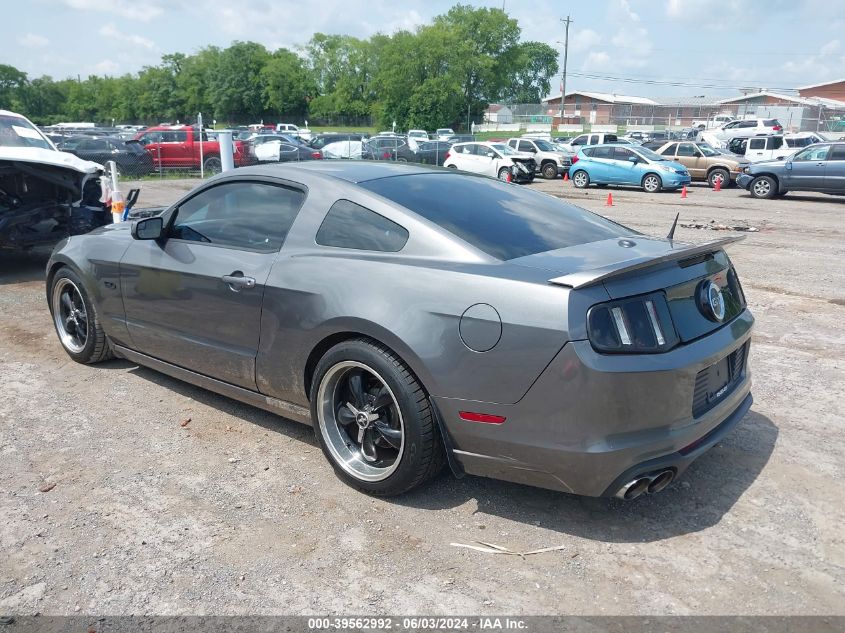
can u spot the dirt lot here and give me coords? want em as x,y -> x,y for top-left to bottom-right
1,176 -> 843,616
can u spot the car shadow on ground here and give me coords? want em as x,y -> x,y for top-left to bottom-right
112,357 -> 776,544
399,409 -> 778,543
0,250 -> 50,285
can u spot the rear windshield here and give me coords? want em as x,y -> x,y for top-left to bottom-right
359,173 -> 633,260
763,119 -> 780,126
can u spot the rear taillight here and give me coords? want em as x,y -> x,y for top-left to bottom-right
445,150 -> 452,160
571,155 -> 579,164
773,125 -> 782,131
311,151 -> 323,159
587,292 -> 679,353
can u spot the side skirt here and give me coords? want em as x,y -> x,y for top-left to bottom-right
112,344 -> 312,426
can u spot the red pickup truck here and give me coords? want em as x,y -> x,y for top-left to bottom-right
134,125 -> 255,171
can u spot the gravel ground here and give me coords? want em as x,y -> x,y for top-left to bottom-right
0,175 -> 843,616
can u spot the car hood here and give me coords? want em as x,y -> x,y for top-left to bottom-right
509,235 -> 743,293
0,146 -> 103,174
749,158 -> 787,169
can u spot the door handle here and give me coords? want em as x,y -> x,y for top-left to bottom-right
221,272 -> 255,290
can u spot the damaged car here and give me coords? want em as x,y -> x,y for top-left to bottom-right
0,110 -> 112,251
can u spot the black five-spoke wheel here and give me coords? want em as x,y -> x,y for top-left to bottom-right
311,338 -> 445,496
318,361 -> 404,480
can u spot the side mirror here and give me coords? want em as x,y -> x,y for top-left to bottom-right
627,156 -> 639,163
131,216 -> 164,240
785,161 -> 792,170
486,152 -> 495,158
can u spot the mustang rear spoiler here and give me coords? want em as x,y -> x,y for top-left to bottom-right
548,235 -> 746,289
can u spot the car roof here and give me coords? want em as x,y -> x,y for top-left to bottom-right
220,160 -> 445,184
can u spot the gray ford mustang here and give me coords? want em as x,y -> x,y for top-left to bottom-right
46,162 -> 754,499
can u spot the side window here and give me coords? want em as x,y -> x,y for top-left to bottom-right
518,140 -> 534,152
316,200 -> 409,252
571,135 -> 587,146
613,147 -> 634,160
139,132 -> 162,145
161,130 -> 188,143
589,135 -> 599,145
581,148 -> 593,157
170,181 -> 305,252
749,138 -> 766,150
739,121 -> 757,128
770,137 -> 785,149
793,145 -> 830,162
591,147 -> 613,159
460,144 -> 474,154
829,145 -> 845,160
660,143 -> 678,156
78,138 -> 108,151
677,143 -> 697,157
507,139 -> 517,148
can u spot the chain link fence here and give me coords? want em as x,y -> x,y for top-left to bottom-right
478,101 -> 845,135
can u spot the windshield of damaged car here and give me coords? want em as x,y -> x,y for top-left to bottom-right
360,173 -> 634,260
0,115 -> 53,150
534,140 -> 557,151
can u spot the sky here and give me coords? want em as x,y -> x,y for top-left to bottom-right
5,0 -> 845,100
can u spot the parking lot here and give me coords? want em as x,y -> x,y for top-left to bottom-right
0,179 -> 843,616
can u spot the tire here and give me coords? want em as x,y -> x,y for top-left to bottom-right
397,157 -> 408,163
541,162 -> 558,179
446,164 -> 457,169
48,267 -> 113,364
311,338 -> 444,496
571,170 -> 590,188
642,173 -> 663,193
708,168 -> 730,188
497,167 -> 511,181
203,156 -> 222,174
750,175 -> 776,199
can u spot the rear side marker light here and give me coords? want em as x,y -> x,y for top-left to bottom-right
459,411 -> 506,425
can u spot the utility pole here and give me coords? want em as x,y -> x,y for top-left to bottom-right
559,15 -> 573,124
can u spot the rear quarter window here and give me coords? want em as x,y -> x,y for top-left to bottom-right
316,200 -> 409,252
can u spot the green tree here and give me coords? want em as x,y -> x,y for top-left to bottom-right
261,48 -> 314,117
0,64 -> 27,110
208,41 -> 270,121
501,41 -> 559,103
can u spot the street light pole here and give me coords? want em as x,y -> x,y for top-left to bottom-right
559,15 -> 572,125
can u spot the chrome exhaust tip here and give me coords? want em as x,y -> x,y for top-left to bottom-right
617,477 -> 651,500
647,470 -> 674,494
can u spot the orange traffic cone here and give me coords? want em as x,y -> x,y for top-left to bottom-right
605,192 -> 613,207
680,185 -> 688,198
563,171 -> 569,182
505,170 -> 512,183
713,177 -> 722,192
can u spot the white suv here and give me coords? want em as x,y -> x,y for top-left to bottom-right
506,137 -> 571,179
713,118 -> 783,141
444,142 -> 536,182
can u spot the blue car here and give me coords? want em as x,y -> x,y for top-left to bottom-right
570,144 -> 691,193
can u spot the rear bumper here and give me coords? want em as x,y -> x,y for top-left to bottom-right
435,309 -> 754,497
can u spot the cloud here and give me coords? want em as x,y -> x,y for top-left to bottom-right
571,29 -> 601,53
18,33 -> 49,48
578,0 -> 653,72
92,60 -> 120,75
63,0 -> 163,22
98,23 -> 156,50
